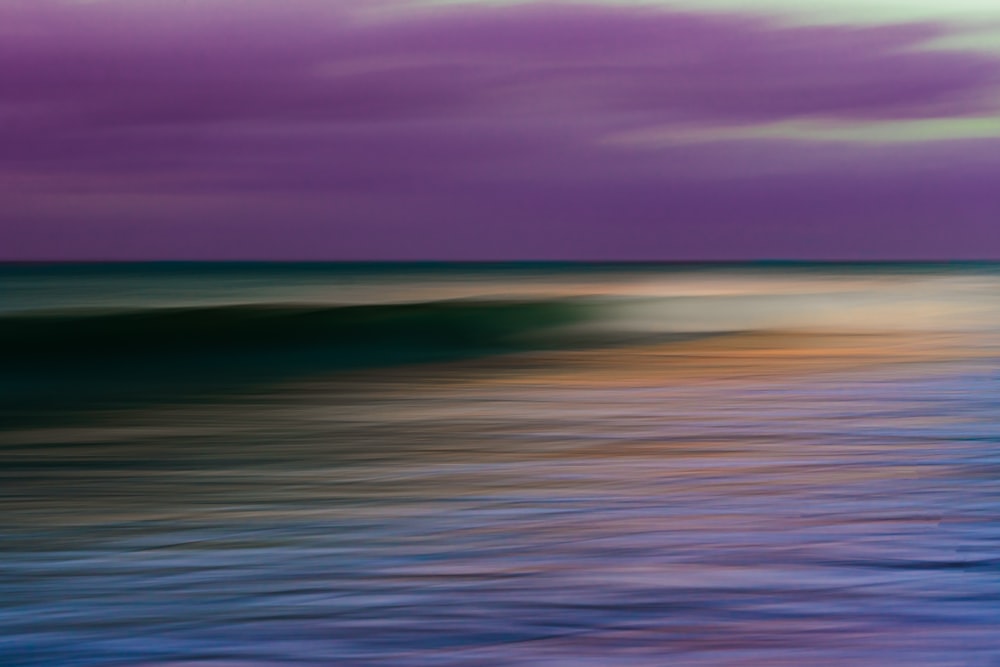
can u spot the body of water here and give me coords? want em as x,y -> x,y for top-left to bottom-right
3,262 -> 1000,666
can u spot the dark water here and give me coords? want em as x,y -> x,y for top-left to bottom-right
3,263 -> 1000,666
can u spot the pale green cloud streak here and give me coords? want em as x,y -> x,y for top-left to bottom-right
607,115 -> 1000,146
651,0 -> 1000,25
420,0 -> 1000,53
413,0 -> 1000,143
421,0 -> 1000,24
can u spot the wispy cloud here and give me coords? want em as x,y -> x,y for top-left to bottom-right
4,0 -> 1000,259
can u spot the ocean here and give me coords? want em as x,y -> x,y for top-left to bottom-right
3,262 -> 1000,666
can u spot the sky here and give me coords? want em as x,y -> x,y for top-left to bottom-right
5,0 -> 1000,260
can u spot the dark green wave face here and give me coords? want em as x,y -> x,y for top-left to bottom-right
2,299 -> 595,361
0,299 -> 598,419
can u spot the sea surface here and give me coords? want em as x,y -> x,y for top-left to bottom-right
3,262 -> 1000,666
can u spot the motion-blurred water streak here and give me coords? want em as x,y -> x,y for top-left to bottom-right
2,263 -> 1000,666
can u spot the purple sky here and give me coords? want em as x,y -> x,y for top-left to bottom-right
5,0 -> 1000,260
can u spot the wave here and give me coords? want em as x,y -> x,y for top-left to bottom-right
3,287 -> 990,420
1,298 -> 600,366
0,299 -> 602,417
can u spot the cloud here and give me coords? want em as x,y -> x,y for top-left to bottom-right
4,0 -> 1000,258
3,1 -> 998,133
